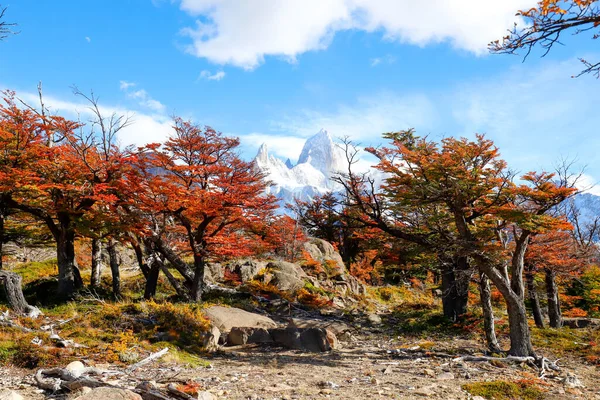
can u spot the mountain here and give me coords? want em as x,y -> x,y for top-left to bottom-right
253,129 -> 346,207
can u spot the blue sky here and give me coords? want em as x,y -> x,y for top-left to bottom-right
1,0 -> 599,190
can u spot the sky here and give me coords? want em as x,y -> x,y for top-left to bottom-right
1,0 -> 599,191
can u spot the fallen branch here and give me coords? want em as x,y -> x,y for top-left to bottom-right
166,383 -> 196,399
126,347 -> 169,373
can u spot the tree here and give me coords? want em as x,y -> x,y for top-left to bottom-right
130,119 -> 278,301
0,5 -> 17,41
0,90 -> 130,297
490,0 -> 600,77
336,131 -> 575,356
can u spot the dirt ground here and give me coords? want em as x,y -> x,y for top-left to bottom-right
2,328 -> 599,400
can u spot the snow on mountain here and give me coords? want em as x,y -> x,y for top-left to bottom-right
253,129 -> 346,207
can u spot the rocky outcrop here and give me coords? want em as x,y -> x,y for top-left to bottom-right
263,261 -> 308,292
227,327 -> 273,346
203,306 -> 278,333
303,238 -> 345,276
270,327 -> 337,352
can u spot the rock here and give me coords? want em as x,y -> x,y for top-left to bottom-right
472,397 -> 486,400
197,392 -> 215,400
562,373 -> 584,388
227,327 -> 273,345
270,327 -> 337,352
382,366 -> 393,375
423,369 -> 436,377
413,384 -> 437,397
0,390 -> 24,400
265,261 -> 308,292
74,387 -> 142,400
203,262 -> 224,283
203,325 -> 221,351
436,372 -> 454,380
367,313 -> 383,326
203,306 -> 278,333
288,317 -> 352,336
230,259 -> 267,282
65,360 -> 86,378
303,238 -> 345,274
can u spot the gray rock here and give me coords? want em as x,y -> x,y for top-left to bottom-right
270,327 -> 337,352
230,259 -> 267,282
202,325 -> 221,351
303,238 -> 345,275
265,261 -> 308,292
227,327 -> 273,345
0,390 -> 24,400
204,262 -> 224,283
74,387 -> 142,400
436,372 -> 454,380
65,360 -> 86,378
288,317 -> 352,336
203,306 -> 278,333
367,313 -> 383,326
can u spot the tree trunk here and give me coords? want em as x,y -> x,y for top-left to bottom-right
190,253 -> 205,302
477,259 -> 536,357
131,240 -> 150,278
0,213 -> 4,271
107,239 -> 121,299
545,267 -> 562,328
0,271 -> 30,314
525,264 -> 544,328
90,239 -> 103,289
55,218 -> 83,297
478,270 -> 502,353
144,262 -> 160,300
441,256 -> 471,322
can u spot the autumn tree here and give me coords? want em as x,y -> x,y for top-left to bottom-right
491,0 -> 600,77
129,119 -> 278,301
337,131 -> 575,356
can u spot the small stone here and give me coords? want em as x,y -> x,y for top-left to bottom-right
65,360 -> 86,378
382,366 -> 393,375
370,378 -> 380,385
74,387 -> 142,400
472,397 -> 486,400
367,314 -> 383,325
0,390 -> 24,400
197,391 -> 216,400
423,368 -> 436,377
413,384 -> 436,397
436,372 -> 454,380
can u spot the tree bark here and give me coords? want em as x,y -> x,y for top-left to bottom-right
441,256 -> 471,322
478,270 -> 502,353
90,239 -> 102,289
55,216 -> 83,297
545,267 -> 562,328
144,261 -> 160,300
0,271 -> 30,314
0,213 -> 4,271
191,253 -> 205,302
525,264 -> 544,328
107,239 -> 121,299
477,259 -> 536,357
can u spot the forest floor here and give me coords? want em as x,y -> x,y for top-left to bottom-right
1,303 -> 600,400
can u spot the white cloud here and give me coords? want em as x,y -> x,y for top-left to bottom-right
199,70 -> 226,81
238,133 -> 307,161
85,36 -> 91,43
370,54 -> 396,67
178,0 -> 535,69
272,92 -> 437,143
17,91 -> 173,149
119,80 -> 136,90
119,83 -> 166,113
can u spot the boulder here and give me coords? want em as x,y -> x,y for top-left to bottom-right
74,387 -> 142,400
288,317 -> 352,336
203,306 -> 278,333
0,390 -> 24,400
227,327 -> 273,345
202,325 -> 221,351
203,262 -> 224,283
265,261 -> 308,292
230,259 -> 267,282
270,327 -> 337,352
303,238 -> 345,275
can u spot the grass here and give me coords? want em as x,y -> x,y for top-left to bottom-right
462,380 -> 545,400
531,326 -> 600,364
